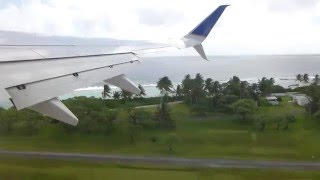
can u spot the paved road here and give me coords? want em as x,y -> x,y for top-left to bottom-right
134,101 -> 183,109
0,150 -> 320,170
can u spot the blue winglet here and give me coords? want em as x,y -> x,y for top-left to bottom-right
189,5 -> 229,37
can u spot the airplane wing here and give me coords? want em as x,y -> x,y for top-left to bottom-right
0,5 -> 229,125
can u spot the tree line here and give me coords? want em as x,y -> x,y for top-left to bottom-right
155,73 -> 320,129
295,73 -> 319,85
156,73 -> 278,109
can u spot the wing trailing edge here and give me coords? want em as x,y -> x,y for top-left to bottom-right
193,44 -> 208,61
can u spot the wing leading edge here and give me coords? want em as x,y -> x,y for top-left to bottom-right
0,5 -> 229,125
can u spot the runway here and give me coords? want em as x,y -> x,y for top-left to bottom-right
0,150 -> 320,170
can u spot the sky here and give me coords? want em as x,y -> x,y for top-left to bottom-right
0,0 -> 320,55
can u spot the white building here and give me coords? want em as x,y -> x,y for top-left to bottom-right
291,94 -> 310,107
266,96 -> 279,105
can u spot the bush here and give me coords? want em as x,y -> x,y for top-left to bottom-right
12,120 -> 38,136
133,109 -> 153,127
126,123 -> 142,144
211,95 -> 239,113
257,98 -> 272,107
232,99 -> 257,120
0,110 -> 17,135
165,133 -> 179,152
254,116 -> 267,131
272,85 -> 286,93
271,115 -> 285,131
191,98 -> 210,116
76,109 -> 118,135
150,136 -> 158,143
314,110 -> 320,120
282,114 -> 296,130
286,114 -> 296,123
255,114 -> 296,132
154,102 -> 175,129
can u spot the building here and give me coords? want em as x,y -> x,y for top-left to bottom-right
291,94 -> 310,107
266,96 -> 279,105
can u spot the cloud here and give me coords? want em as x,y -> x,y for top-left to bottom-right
72,18 -> 112,37
0,0 -> 23,9
137,8 -> 184,26
268,0 -> 319,12
0,0 -> 319,55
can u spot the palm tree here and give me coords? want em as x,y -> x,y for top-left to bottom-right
250,83 -> 260,104
303,73 -> 309,84
176,85 -> 183,98
195,73 -> 204,85
231,76 -> 241,84
226,76 -> 241,97
102,84 -> 111,99
191,73 -> 205,103
270,78 -> 275,84
113,91 -> 121,100
156,76 -> 173,95
182,74 -> 192,101
213,81 -> 221,94
157,76 -> 173,104
137,84 -> 146,97
258,77 -> 274,96
204,78 -> 213,96
313,74 -> 320,85
121,89 -> 133,100
239,81 -> 249,99
296,74 -> 303,86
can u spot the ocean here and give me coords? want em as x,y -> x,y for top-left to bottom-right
1,55 -> 320,108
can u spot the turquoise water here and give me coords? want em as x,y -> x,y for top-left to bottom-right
1,86 -> 161,109
60,85 -> 162,100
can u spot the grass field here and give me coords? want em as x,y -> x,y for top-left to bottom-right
1,157 -> 320,180
0,97 -> 320,161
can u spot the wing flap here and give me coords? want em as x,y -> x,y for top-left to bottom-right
105,74 -> 140,94
29,98 -> 78,126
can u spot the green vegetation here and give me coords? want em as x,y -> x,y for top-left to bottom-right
0,98 -> 319,161
295,83 -> 320,114
0,73 -> 319,162
232,99 -> 256,120
154,100 -> 175,129
0,157 -> 320,180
